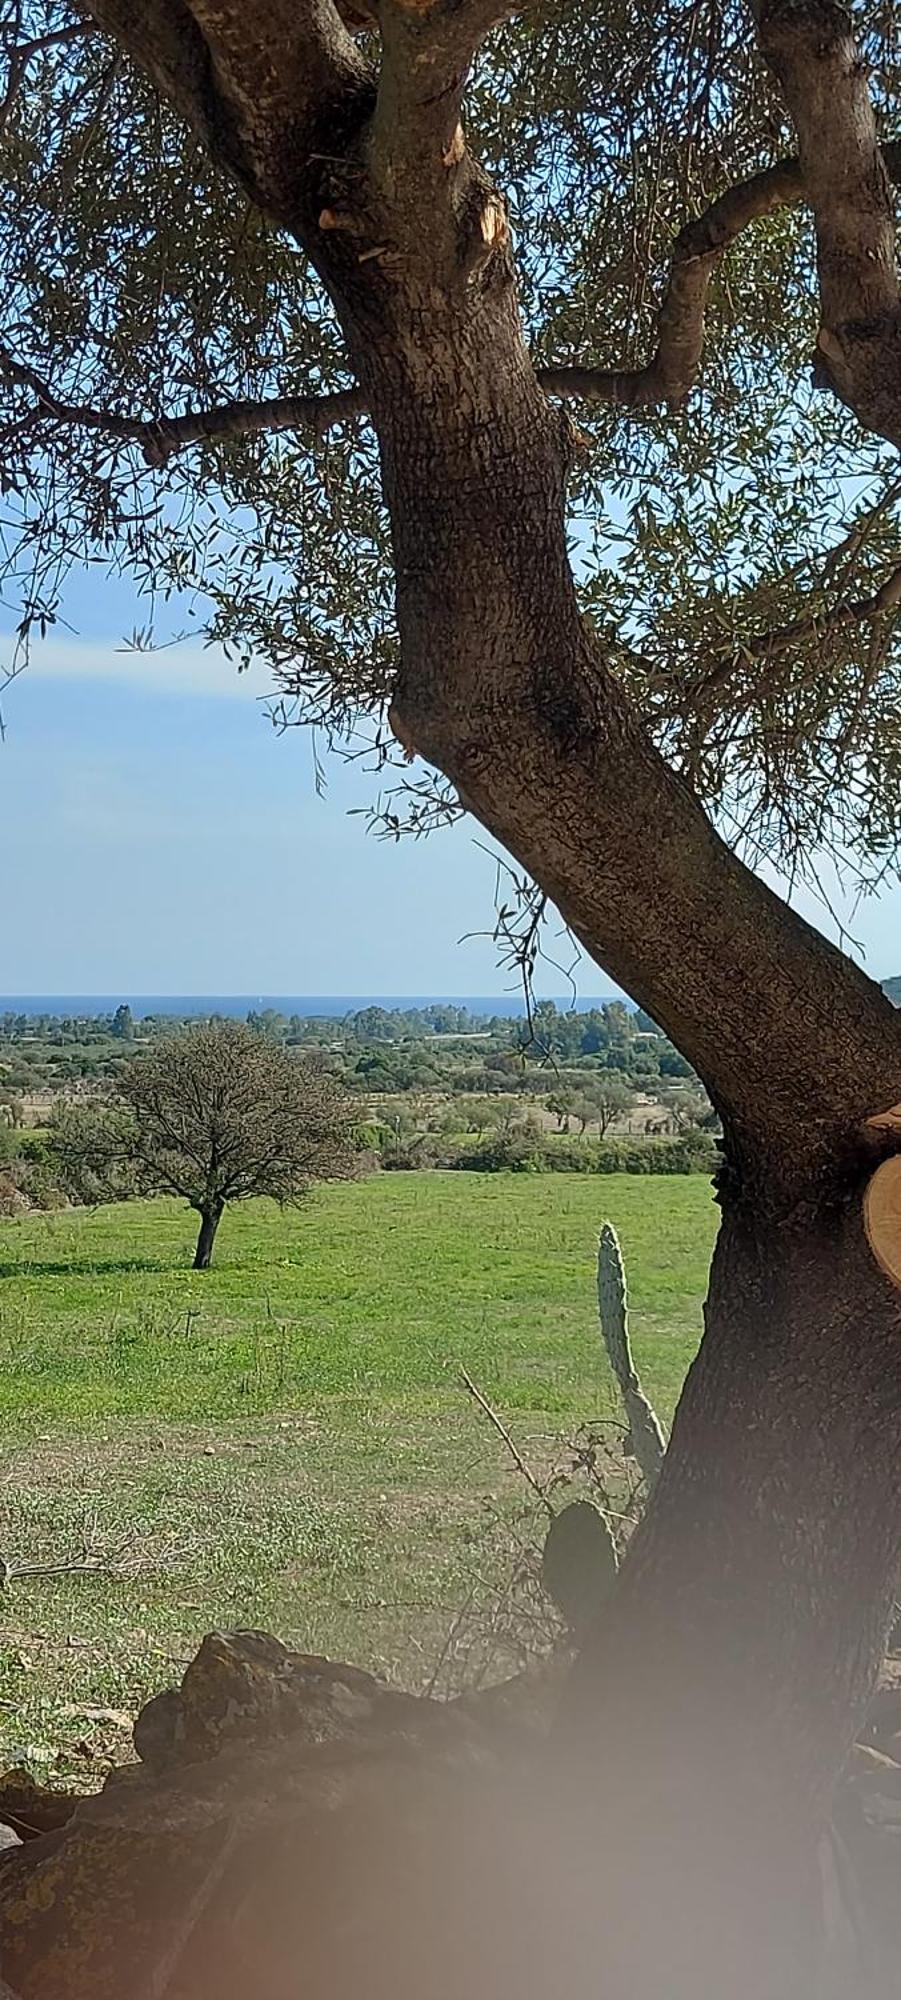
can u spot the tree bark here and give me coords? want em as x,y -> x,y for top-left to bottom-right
537,1194 -> 901,1997
193,1204 -> 223,1270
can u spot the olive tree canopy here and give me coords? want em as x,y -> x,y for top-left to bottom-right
3,0 -> 901,866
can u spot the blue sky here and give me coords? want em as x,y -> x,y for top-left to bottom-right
2,576 -> 900,998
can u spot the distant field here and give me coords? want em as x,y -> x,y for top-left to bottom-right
0,1173 -> 716,1773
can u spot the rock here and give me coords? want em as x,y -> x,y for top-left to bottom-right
131,1629 -> 456,1772
0,1770 -> 83,1841
845,1742 -> 901,1782
540,1501 -> 617,1634
132,1687 -> 182,1772
874,1728 -> 901,1766
14,1622 -> 901,2000
862,1682 -> 901,1745
0,1629 -> 529,2000
454,1649 -> 571,1738
177,1629 -> 384,1759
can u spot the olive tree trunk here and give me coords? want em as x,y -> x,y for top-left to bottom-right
545,1203 -> 901,1996
351,279 -> 901,1993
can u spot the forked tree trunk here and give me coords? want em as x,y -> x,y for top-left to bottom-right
193,1204 -> 223,1270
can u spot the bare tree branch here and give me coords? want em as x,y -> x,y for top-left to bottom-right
0,343 -> 366,462
544,140 -> 901,411
753,0 -> 901,447
459,1364 -> 553,1515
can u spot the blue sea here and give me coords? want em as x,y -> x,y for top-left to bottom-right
0,994 -> 620,1020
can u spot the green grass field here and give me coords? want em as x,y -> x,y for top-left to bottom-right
0,1173 -> 716,1776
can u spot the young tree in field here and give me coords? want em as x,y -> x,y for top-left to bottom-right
5,1 -> 901,1989
588,1074 -> 633,1139
656,1082 -> 710,1135
54,1023 -> 358,1267
545,1089 -> 575,1133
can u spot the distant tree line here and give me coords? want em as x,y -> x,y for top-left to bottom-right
1,998 -> 698,1101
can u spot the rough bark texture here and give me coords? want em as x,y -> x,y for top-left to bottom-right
754,0 -> 901,447
46,0 -> 901,1988
555,1203 -> 901,1994
193,1204 -> 223,1269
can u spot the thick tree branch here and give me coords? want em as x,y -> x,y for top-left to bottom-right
544,140 -> 901,411
540,159 -> 804,409
79,0 -> 373,221
0,148 -> 884,467
0,344 -> 365,463
76,0 -> 219,157
754,0 -> 901,447
185,0 -> 371,211
372,0 -> 521,153
366,0 -> 524,274
7,140 -> 901,469
368,263 -> 901,1175
58,1 -> 901,427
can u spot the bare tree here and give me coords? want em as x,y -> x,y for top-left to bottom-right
53,1022 -> 358,1267
3,0 -> 901,1989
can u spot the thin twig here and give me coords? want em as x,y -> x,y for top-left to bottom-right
691,556 -> 901,705
423,1583 -> 478,1698
0,22 -> 89,135
459,1365 -> 553,1515
0,1535 -> 193,1587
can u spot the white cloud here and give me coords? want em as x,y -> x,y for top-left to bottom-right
7,634 -> 264,701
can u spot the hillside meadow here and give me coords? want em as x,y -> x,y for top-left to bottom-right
0,1172 -> 716,1773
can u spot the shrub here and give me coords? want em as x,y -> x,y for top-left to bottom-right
449,1134 -> 718,1176
0,1172 -> 27,1218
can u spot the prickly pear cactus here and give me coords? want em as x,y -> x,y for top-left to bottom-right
597,1222 -> 667,1489
541,1499 -> 618,1636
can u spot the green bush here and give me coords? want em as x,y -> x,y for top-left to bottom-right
450,1133 -> 718,1176
18,1131 -> 50,1165
17,1159 -> 66,1211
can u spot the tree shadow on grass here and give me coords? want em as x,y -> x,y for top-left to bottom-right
0,1255 -> 181,1278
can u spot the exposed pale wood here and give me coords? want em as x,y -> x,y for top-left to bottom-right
864,1157 -> 901,1289
865,1103 -> 901,1134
